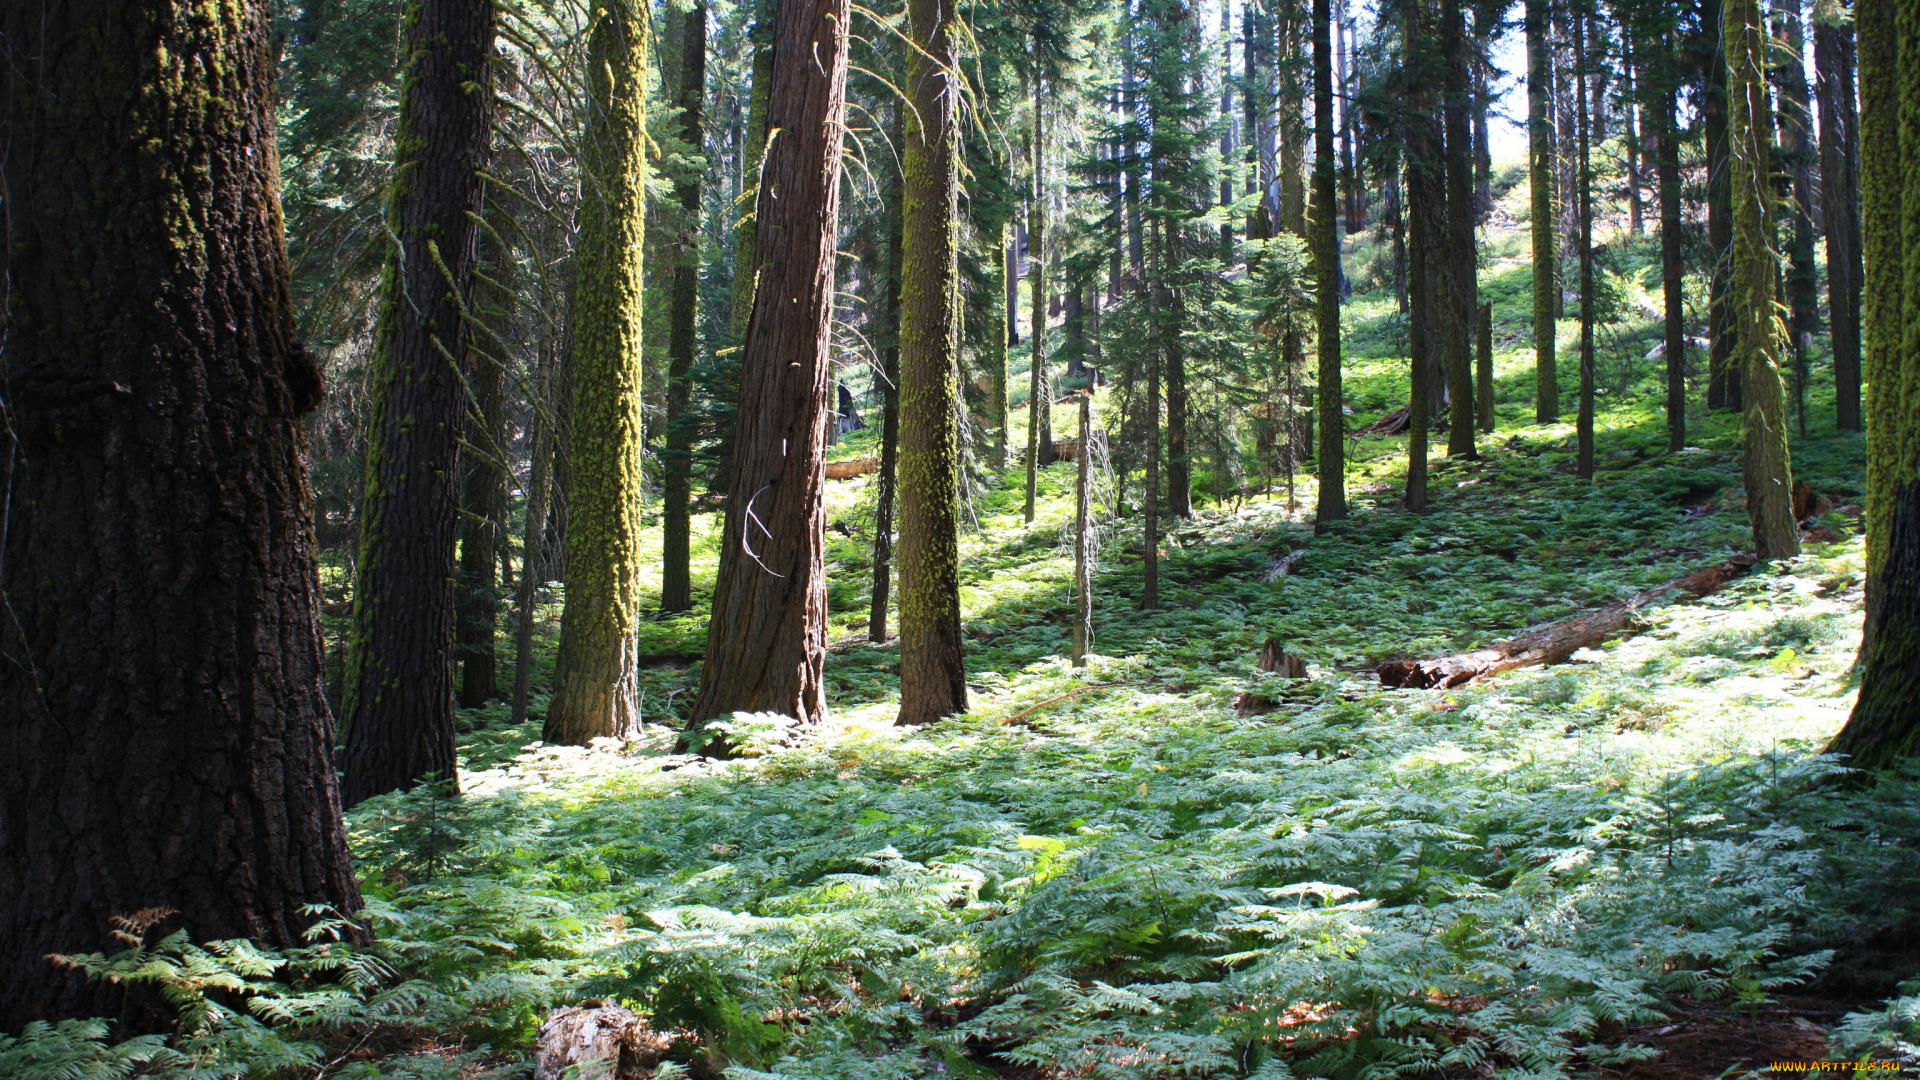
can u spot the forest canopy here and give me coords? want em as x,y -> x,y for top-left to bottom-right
2,0 -> 1918,1074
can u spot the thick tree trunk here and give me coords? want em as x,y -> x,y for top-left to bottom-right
1314,0 -> 1347,528
688,0 -> 850,738
341,0 -> 495,803
662,0 -> 708,616
545,0 -> 649,746
0,0 -> 363,1028
1442,0 -> 1478,460
1378,557 -> 1757,688
897,0 -> 967,725
1816,3 -> 1863,432
1728,0 -> 1800,561
1859,0 -> 1902,650
1528,0 -> 1560,423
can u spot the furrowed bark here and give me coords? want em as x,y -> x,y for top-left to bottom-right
1859,0 -> 1902,649
688,0 -> 850,740
1314,0 -> 1347,528
0,0 -> 363,1027
341,0 -> 495,803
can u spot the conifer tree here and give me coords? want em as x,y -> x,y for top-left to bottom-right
1442,0 -> 1478,460
662,0 -> 708,616
897,0 -> 968,725
0,0 -> 363,1025
1574,0 -> 1596,480
340,0 -> 496,801
1828,0 -> 1917,765
1314,0 -> 1347,526
1815,0 -> 1863,432
687,0 -> 851,742
544,0 -> 649,745
1726,0 -> 1799,560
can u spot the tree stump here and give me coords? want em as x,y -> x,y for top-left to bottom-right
1237,639 -> 1310,715
534,1002 -> 679,1080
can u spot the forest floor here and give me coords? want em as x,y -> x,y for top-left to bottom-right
92,190 -> 1907,1079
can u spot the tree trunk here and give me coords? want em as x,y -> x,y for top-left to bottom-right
1443,0 -> 1478,460
1659,72 -> 1688,452
545,0 -> 650,746
1378,557 -> 1756,688
662,0 -> 708,616
1024,92 -> 1052,523
991,223 -> 1012,467
1859,0 -> 1902,649
1575,4 -> 1596,481
456,251 -> 506,707
0,0 -> 363,1028
1404,0 -> 1444,512
897,0 -> 967,726
1074,393 -> 1094,665
341,0 -> 495,802
1816,1 -> 1863,432
512,380 -> 555,727
717,0 -> 775,490
1772,0 -> 1818,439
687,0 -> 850,739
1167,285 -> 1193,519
871,144 -> 903,644
1728,0 -> 1800,561
1703,0 -> 1739,412
1314,0 -> 1347,528
1528,0 -> 1560,422
1476,301 -> 1494,432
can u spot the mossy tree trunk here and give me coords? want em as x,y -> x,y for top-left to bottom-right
1658,65 -> 1688,451
1528,0 -> 1559,422
1829,0 -> 1919,766
897,0 -> 968,725
545,0 -> 649,746
0,0 -> 363,1027
1727,0 -> 1799,561
687,0 -> 850,739
1816,0 -> 1863,432
1859,0 -> 1902,649
662,0 -> 707,616
1314,0 -> 1347,528
1702,0 -> 1740,412
341,0 -> 495,803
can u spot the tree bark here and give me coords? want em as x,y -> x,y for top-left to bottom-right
688,0 -> 850,739
0,0 -> 363,1027
1658,71 -> 1688,451
1025,90 -> 1053,524
1772,0 -> 1819,439
511,375 -> 555,728
1476,301 -> 1494,432
897,0 -> 967,725
662,0 -> 708,616
991,223 -> 1012,467
1404,0 -> 1444,512
1314,0 -> 1347,528
1377,557 -> 1757,688
871,138 -> 903,644
1442,0 -> 1479,460
1074,393 -> 1094,665
1859,0 -> 1902,650
341,0 -> 495,803
456,263 -> 505,707
1728,0 -> 1800,561
1528,0 -> 1560,423
1702,0 -> 1740,412
1815,1 -> 1863,432
1575,4 -> 1596,481
545,0 -> 649,746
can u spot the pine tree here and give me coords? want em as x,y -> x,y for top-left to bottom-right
897,0 -> 968,725
544,0 -> 649,745
1574,0 -> 1596,480
1528,0 -> 1560,422
1828,0 -> 1919,766
1815,0 -> 1863,432
1314,0 -> 1347,526
1727,0 -> 1799,560
662,0 -> 709,616
0,0 -> 363,1026
340,0 -> 496,801
687,0 -> 851,743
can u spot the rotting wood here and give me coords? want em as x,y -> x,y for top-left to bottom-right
534,1002 -> 681,1080
1236,638 -> 1308,716
1376,554 -> 1759,689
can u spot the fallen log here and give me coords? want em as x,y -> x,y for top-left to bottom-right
824,457 -> 879,480
1375,555 -> 1758,689
534,1002 -> 682,1080
1352,406 -> 1412,438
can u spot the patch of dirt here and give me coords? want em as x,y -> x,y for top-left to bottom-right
1596,996 -> 1872,1079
